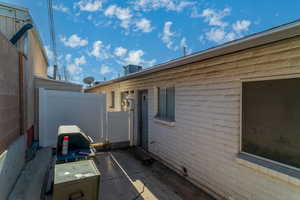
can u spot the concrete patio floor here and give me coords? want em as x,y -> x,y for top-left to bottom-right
94,150 -> 215,200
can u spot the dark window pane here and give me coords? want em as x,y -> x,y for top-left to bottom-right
161,88 -> 167,119
157,87 -> 175,122
242,78 -> 300,169
166,87 -> 175,121
111,91 -> 115,108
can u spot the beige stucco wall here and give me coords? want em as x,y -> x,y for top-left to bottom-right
87,36 -> 300,200
25,30 -> 48,130
28,30 -> 47,78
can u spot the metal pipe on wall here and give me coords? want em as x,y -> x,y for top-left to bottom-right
18,52 -> 24,135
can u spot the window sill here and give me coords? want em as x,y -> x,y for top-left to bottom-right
153,118 -> 175,127
236,153 -> 300,187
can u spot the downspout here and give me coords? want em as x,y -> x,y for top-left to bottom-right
10,23 -> 33,45
18,52 -> 24,135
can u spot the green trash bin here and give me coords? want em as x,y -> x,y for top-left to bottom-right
56,125 -> 95,163
53,160 -> 100,200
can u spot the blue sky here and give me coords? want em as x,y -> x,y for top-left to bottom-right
3,0 -> 300,83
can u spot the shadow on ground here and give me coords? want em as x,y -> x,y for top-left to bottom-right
94,150 -> 215,200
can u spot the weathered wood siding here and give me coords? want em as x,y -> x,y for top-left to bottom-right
0,5 -> 48,130
0,32 -> 20,153
87,36 -> 300,200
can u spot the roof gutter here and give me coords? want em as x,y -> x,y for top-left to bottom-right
86,19 -> 300,91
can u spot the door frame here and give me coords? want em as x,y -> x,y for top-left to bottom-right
137,89 -> 148,150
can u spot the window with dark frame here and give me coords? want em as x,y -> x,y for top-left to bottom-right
110,91 -> 115,108
242,78 -> 300,169
156,86 -> 175,122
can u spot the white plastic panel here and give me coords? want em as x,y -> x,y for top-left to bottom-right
39,89 -> 106,147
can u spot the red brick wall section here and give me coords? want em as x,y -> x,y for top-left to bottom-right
0,33 -> 20,154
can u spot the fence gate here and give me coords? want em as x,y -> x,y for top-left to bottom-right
38,89 -> 106,147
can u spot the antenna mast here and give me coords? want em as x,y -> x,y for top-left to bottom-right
47,0 -> 59,79
183,46 -> 187,57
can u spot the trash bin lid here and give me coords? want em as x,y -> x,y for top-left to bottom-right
54,160 -> 100,185
57,125 -> 92,154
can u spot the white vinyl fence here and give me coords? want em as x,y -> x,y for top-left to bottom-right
39,89 -> 106,147
107,111 -> 130,143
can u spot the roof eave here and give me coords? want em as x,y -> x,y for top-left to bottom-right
34,75 -> 83,87
85,19 -> 300,91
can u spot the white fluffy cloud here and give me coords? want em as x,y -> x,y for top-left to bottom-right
91,43 -> 156,67
66,55 -> 87,76
67,64 -> 82,75
104,4 -> 117,16
233,20 -> 251,33
74,55 -> 86,65
131,0 -> 195,12
204,20 -> 252,44
104,5 -> 154,33
90,40 -> 111,59
44,45 -> 54,61
75,0 -> 103,12
122,49 -> 156,67
104,5 -> 132,29
114,47 -> 127,57
205,28 -> 235,43
161,21 -> 177,50
124,50 -> 144,65
100,64 -> 112,75
194,8 -> 231,27
53,4 -> 69,13
135,18 -> 153,33
60,34 -> 88,48
196,7 -> 252,44
65,54 -> 72,62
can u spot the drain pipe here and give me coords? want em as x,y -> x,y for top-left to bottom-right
10,23 -> 33,45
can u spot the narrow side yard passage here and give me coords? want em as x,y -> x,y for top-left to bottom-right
95,150 -> 215,200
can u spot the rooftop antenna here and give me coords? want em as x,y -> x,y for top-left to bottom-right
83,76 -> 95,87
47,0 -> 59,80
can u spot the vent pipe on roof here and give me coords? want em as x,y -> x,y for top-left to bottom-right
183,46 -> 187,57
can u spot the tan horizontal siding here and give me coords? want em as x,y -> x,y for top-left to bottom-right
87,36 -> 300,200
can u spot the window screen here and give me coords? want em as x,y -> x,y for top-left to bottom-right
157,87 -> 175,122
111,91 -> 115,108
242,78 -> 300,169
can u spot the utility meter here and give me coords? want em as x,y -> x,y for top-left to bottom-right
126,93 -> 135,111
